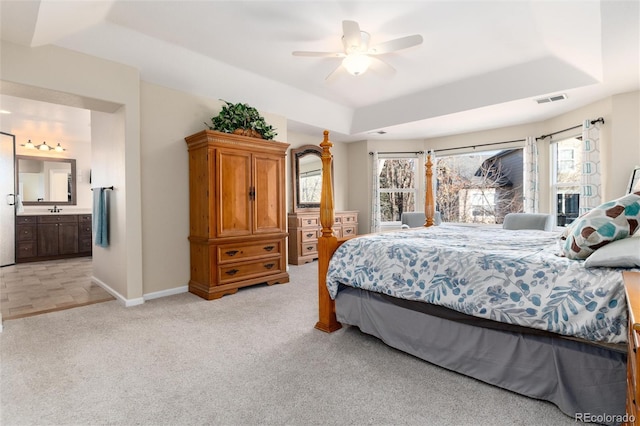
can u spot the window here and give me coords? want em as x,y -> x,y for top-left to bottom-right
436,149 -> 524,224
378,157 -> 418,223
551,137 -> 582,227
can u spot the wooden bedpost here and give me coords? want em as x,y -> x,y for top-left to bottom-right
424,153 -> 435,227
315,130 -> 342,333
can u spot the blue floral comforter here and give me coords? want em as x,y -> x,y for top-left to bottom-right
326,225 -> 627,344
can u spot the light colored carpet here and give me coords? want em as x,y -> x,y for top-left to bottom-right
0,262 -> 575,425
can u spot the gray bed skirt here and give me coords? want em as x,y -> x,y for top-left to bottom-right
335,287 -> 627,425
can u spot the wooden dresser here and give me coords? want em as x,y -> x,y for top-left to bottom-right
288,211 -> 358,265
185,130 -> 290,300
625,271 -> 640,425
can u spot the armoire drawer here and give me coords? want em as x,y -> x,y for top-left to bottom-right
218,259 -> 282,284
218,240 -> 282,263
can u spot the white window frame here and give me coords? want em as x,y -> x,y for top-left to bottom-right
378,155 -> 423,227
550,135 -> 581,227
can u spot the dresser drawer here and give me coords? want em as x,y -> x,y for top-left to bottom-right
16,241 -> 36,258
79,238 -> 92,253
16,216 -> 37,224
342,224 -> 357,237
218,259 -> 283,284
341,214 -> 358,224
298,217 -> 318,227
299,241 -> 317,256
38,215 -> 78,224
218,240 -> 282,263
78,223 -> 92,237
78,214 -> 92,223
16,225 -> 36,242
300,229 -> 318,242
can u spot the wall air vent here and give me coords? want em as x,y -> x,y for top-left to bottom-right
535,93 -> 567,104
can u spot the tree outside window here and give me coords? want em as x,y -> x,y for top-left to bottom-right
436,149 -> 524,224
378,158 -> 417,223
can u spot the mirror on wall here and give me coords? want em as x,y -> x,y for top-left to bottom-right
16,155 -> 77,205
291,144 -> 331,211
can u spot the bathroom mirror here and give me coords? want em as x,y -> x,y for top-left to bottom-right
291,144 -> 331,211
16,155 -> 77,205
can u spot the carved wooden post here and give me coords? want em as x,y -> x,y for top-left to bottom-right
425,154 -> 435,227
315,130 -> 342,332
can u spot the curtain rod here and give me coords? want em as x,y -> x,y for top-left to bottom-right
432,139 -> 526,155
369,151 -> 424,155
536,117 -> 604,141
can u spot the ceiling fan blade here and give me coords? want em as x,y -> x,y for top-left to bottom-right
342,20 -> 362,52
292,51 -> 345,58
369,34 -> 423,55
369,56 -> 396,78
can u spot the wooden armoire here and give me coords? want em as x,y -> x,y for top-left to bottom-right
185,130 -> 290,300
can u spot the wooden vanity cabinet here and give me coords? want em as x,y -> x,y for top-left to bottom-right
37,215 -> 78,256
15,214 -> 92,263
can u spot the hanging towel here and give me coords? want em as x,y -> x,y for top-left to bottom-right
15,194 -> 24,214
92,188 -> 109,247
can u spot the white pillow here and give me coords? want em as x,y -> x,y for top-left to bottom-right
583,235 -> 640,268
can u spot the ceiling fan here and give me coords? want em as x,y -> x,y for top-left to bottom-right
292,20 -> 423,80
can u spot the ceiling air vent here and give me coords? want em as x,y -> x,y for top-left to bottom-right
535,93 -> 567,104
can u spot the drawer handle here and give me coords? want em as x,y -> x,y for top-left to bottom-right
345,229 -> 353,234
263,245 -> 275,252
225,269 -> 239,276
225,250 -> 239,256
264,263 -> 275,270
306,233 -> 314,238
306,220 -> 312,224
306,246 -> 314,251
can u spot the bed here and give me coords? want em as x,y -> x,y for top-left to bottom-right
313,131 -> 636,425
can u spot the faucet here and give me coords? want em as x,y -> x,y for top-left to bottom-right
48,205 -> 62,213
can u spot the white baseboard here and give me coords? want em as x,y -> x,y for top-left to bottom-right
91,276 -> 144,307
143,285 -> 188,301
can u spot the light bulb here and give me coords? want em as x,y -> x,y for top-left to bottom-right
342,54 -> 372,76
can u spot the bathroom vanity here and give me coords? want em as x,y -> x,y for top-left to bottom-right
16,213 -> 92,263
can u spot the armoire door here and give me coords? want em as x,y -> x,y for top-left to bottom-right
216,148 -> 252,237
253,153 -> 284,234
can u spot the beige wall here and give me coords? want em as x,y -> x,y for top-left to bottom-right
347,90 -> 640,231
2,39 -> 638,300
1,40 -> 143,302
91,109 -> 129,299
139,82 -> 287,296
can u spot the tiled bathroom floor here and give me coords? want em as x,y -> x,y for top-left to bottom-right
0,257 -> 114,320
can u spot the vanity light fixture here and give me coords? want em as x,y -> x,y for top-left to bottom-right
21,139 -> 35,149
21,139 -> 65,152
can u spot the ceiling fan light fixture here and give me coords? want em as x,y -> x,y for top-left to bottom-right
342,53 -> 372,76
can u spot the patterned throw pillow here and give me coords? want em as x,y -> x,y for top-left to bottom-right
560,191 -> 640,260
